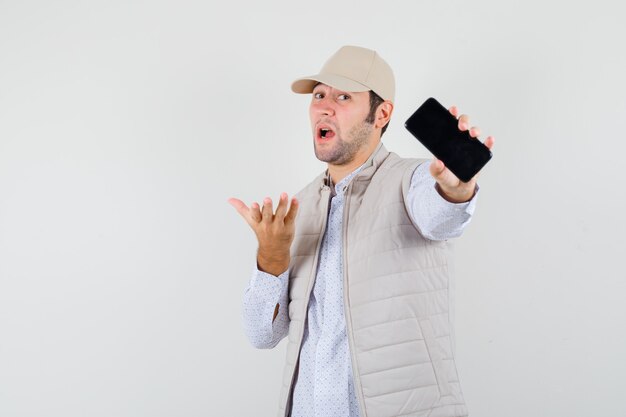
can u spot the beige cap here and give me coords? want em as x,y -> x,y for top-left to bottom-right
291,45 -> 395,102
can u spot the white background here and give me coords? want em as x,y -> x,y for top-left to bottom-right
1,1 -> 625,416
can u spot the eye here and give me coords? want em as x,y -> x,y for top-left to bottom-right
338,94 -> 350,100
313,92 -> 324,99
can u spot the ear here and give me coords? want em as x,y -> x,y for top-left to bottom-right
375,101 -> 394,129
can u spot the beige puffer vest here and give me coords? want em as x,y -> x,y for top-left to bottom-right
278,143 -> 468,417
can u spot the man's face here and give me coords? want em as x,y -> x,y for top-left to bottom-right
309,83 -> 374,166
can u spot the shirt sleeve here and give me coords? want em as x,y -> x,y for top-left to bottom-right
406,160 -> 479,241
241,267 -> 290,349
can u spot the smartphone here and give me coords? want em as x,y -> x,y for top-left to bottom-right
404,97 -> 492,182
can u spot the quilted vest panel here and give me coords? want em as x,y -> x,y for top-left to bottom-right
277,144 -> 468,417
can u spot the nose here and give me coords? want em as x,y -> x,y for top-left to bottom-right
312,95 -> 335,117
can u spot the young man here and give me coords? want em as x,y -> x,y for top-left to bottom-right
229,45 -> 494,417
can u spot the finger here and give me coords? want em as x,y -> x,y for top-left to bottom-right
284,197 -> 299,225
261,197 -> 273,222
228,198 -> 250,219
449,106 -> 459,118
250,202 -> 262,222
275,192 -> 288,220
228,198 -> 259,227
469,126 -> 481,138
484,135 -> 495,150
458,114 -> 469,131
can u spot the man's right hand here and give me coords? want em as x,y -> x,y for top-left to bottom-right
228,193 -> 299,276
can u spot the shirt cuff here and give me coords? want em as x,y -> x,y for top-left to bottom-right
407,161 -> 479,240
248,268 -> 289,304
431,182 -> 479,214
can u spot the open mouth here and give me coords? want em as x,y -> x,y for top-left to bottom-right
317,126 -> 336,140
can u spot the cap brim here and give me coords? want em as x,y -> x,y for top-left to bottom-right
291,73 -> 371,95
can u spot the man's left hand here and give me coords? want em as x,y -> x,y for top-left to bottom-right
429,105 -> 495,203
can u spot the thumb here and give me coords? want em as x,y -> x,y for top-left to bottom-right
429,159 -> 446,180
228,198 -> 249,218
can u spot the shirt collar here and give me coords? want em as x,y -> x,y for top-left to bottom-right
331,162 -> 368,196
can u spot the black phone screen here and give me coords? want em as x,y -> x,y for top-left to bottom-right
404,97 -> 492,182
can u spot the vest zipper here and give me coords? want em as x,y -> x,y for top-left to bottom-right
284,185 -> 331,417
342,181 -> 368,416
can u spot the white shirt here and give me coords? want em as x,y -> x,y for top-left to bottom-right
242,160 -> 477,417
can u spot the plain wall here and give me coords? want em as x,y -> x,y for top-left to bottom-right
1,0 -> 624,416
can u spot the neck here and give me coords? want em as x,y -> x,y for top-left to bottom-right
328,139 -> 381,185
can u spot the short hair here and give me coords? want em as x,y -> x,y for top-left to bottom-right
366,91 -> 389,136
